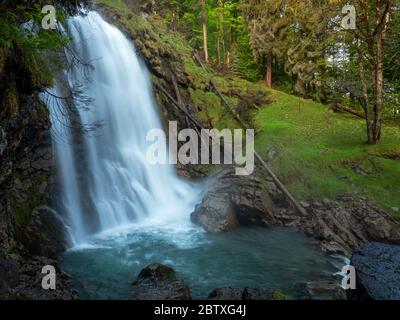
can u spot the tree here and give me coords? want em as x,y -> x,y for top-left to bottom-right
201,0 -> 209,62
242,0 -> 336,93
357,0 -> 396,144
336,0 -> 398,144
242,0 -> 288,88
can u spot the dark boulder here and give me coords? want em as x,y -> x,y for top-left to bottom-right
130,263 -> 191,300
348,242 -> 400,300
191,190 -> 239,233
191,168 -> 277,233
19,206 -> 69,259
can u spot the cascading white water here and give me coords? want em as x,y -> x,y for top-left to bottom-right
48,11 -> 203,246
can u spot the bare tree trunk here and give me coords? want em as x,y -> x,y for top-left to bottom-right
359,53 -> 374,144
172,11 -> 177,32
373,28 -> 384,144
222,36 -> 226,66
265,52 -> 273,88
217,38 -> 221,66
372,0 -> 391,144
201,0 -> 209,63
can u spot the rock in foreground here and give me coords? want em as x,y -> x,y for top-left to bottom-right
348,242 -> 400,300
129,263 -> 191,300
297,282 -> 346,300
191,168 -> 277,232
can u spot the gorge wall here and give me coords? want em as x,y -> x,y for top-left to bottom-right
0,1 -> 87,299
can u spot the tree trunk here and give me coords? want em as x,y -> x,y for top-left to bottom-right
373,33 -> 383,144
371,0 -> 390,144
172,11 -> 177,32
265,52 -> 273,88
359,54 -> 374,144
201,0 -> 209,63
357,0 -> 392,145
217,38 -> 221,66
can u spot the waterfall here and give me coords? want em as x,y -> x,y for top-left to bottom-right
47,12 -> 202,246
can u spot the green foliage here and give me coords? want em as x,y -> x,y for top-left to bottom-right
243,0 -> 339,97
0,0 -> 70,106
0,1 -> 68,49
230,22 -> 263,81
151,0 -> 261,81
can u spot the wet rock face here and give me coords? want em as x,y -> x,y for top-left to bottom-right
191,173 -> 239,232
0,96 -> 56,233
191,168 -> 278,232
19,206 -> 70,259
0,127 -> 6,156
130,263 -> 191,300
348,243 -> 400,300
298,198 -> 400,256
0,94 -> 71,299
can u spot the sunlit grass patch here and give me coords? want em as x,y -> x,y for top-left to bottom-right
254,90 -> 400,216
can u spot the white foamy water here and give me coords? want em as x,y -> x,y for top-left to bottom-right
47,12 -> 203,245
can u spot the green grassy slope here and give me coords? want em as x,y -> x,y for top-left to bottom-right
254,89 -> 400,216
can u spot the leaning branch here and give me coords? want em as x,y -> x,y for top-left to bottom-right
153,82 -> 204,130
331,103 -> 366,120
193,52 -> 308,217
